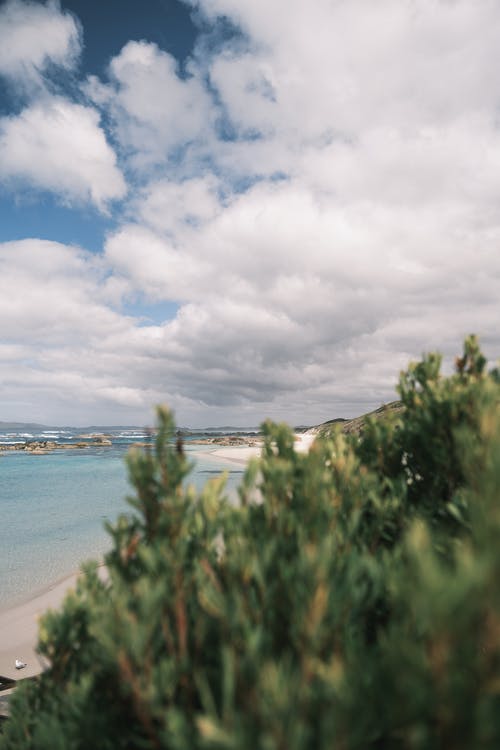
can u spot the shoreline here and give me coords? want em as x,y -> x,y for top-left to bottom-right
0,435 -> 315,685
0,568 -> 80,681
203,444 -> 261,466
193,432 -> 316,467
0,564 -> 107,682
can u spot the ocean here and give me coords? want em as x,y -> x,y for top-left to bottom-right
0,427 -> 249,609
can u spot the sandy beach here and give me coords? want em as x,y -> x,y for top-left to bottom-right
0,563 -> 108,689
204,432 -> 316,465
0,570 -> 79,683
0,434 -> 315,700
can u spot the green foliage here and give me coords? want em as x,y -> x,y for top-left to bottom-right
2,337 -> 500,749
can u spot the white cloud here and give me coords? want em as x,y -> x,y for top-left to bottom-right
98,170 -> 499,422
104,224 -> 213,301
2,1 -> 500,425
0,96 -> 126,210
183,0 -> 500,185
0,239 -> 125,343
132,176 -> 221,235
0,239 -> 182,424
85,40 -> 214,169
191,0 -> 500,136
0,0 -> 80,88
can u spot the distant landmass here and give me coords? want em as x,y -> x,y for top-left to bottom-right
0,421 -> 54,431
306,401 -> 403,439
0,421 -> 262,434
0,421 -> 146,432
0,404 -> 404,441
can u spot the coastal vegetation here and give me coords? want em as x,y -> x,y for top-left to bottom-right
2,336 -> 500,749
312,399 -> 404,439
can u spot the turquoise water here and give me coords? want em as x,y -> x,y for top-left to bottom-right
0,438 -> 244,608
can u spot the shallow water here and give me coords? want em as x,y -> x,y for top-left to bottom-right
0,433 -> 245,608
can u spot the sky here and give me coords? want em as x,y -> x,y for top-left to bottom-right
0,0 -> 499,427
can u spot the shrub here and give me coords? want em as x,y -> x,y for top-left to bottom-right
2,336 -> 500,749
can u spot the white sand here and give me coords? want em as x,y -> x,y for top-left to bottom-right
0,565 -> 107,683
205,444 -> 261,465
293,433 -> 317,453
0,434 -> 316,687
202,432 -> 316,466
0,571 -> 78,681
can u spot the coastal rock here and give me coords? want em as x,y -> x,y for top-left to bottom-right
77,433 -> 113,442
25,441 -> 58,452
0,437 -> 113,454
93,437 -> 112,446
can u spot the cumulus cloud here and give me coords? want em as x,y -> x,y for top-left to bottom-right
0,0 -> 80,89
85,40 -> 214,169
0,239 -> 180,424
0,96 -> 126,210
0,239 -> 125,344
3,0 -> 500,425
131,176 -> 221,235
92,0 -> 500,421
105,224 -> 213,301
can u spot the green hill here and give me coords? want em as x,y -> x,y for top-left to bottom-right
311,400 -> 404,439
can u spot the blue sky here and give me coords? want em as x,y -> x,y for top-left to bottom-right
0,0 -> 197,309
0,0 -> 499,426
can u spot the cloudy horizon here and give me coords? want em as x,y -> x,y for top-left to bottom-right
0,0 -> 499,427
